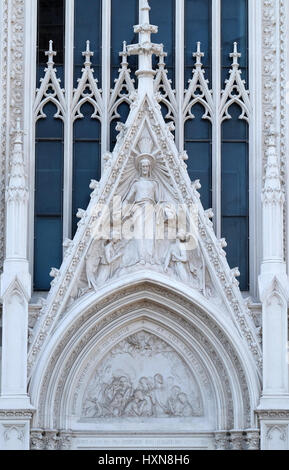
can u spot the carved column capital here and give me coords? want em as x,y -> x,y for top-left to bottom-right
246,429 -> 260,450
30,429 -> 44,450
230,431 -> 244,450
214,431 -> 228,450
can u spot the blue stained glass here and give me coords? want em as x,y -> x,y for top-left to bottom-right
74,103 -> 101,140
222,104 -> 248,141
34,102 -> 64,290
185,140 -> 212,210
73,103 -> 101,235
222,216 -> 249,291
185,103 -> 211,140
35,141 -> 63,215
185,102 -> 212,209
110,102 -> 130,150
37,0 -> 65,65
151,0 -> 175,82
221,0 -> 248,84
221,102 -> 249,290
36,103 -> 63,139
221,142 -> 248,216
185,0 -> 211,83
111,0 -> 139,83
74,0 -> 102,80
34,217 -> 63,290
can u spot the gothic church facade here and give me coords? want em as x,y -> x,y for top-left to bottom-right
0,0 -> 289,450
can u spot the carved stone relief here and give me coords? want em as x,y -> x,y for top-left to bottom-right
81,331 -> 203,420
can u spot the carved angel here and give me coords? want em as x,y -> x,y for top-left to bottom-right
164,231 -> 203,286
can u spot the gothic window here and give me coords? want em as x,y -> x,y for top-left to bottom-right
35,0 -> 65,291
221,0 -> 249,290
34,0 -> 250,292
72,0 -> 102,236
34,103 -> 64,290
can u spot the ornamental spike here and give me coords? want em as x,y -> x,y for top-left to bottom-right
119,41 -> 129,68
230,42 -> 241,68
193,41 -> 204,66
45,40 -> 57,66
82,40 -> 94,67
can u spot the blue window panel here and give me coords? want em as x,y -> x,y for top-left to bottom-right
221,142 -> 248,216
185,104 -> 211,140
111,0 -> 139,83
74,103 -> 101,140
151,0 -> 175,83
185,103 -> 212,209
185,141 -> 212,210
35,141 -> 63,215
110,102 -> 131,150
185,0 -> 211,83
34,217 -> 63,290
222,216 -> 249,291
36,103 -> 63,139
37,0 -> 65,65
35,102 -> 64,291
222,104 -> 248,141
73,103 -> 101,235
74,0 -> 102,84
72,142 -> 101,235
221,0 -> 248,84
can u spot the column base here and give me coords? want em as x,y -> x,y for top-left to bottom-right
257,410 -> 289,450
0,408 -> 34,450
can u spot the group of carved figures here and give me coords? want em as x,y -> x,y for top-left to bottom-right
84,156 -> 204,291
83,373 -> 200,419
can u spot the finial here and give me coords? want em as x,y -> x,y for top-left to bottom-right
193,42 -> 204,66
82,40 -> 94,67
127,0 -> 161,86
45,40 -> 57,66
230,42 -> 241,68
141,0 -> 151,12
119,41 -> 129,68
157,48 -> 167,68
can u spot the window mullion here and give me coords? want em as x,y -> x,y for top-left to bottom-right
101,0 -> 111,171
212,0 -> 221,237
249,0 -> 262,297
63,0 -> 75,242
175,0 -> 184,152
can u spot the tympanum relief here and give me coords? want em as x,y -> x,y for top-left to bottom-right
81,332 -> 203,420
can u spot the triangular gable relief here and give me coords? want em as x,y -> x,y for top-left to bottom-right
28,92 -> 261,374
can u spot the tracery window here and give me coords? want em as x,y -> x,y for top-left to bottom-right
34,0 -> 250,291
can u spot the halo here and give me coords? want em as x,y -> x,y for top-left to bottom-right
135,153 -> 156,170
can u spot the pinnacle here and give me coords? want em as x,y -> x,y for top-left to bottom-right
193,42 -> 204,66
230,42 -> 241,68
82,40 -> 94,67
45,40 -> 57,66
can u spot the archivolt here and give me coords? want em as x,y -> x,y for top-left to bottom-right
29,280 -> 260,431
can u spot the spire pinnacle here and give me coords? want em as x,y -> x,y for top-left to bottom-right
230,42 -> 241,68
45,40 -> 57,66
126,0 -> 163,94
82,40 -> 94,67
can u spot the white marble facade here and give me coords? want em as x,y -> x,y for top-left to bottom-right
0,0 -> 289,451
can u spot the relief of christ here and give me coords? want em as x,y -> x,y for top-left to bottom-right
122,155 -> 160,266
